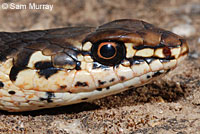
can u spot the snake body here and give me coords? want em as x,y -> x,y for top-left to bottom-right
0,19 -> 189,112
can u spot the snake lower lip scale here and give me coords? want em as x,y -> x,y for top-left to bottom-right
0,19 -> 189,112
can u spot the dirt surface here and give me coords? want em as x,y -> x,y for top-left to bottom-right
0,0 -> 200,133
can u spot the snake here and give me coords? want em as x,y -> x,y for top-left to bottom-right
0,19 -> 189,112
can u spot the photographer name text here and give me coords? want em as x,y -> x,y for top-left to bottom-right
1,3 -> 54,11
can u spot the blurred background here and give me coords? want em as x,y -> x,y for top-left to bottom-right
0,0 -> 200,133
0,0 -> 199,35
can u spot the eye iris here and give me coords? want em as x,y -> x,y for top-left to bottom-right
100,44 -> 116,58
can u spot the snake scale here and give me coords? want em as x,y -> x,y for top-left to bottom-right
0,19 -> 189,112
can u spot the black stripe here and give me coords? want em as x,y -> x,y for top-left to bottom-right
9,66 -> 28,81
38,67 -> 61,79
35,61 -> 53,69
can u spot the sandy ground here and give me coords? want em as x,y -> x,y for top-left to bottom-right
0,0 -> 200,133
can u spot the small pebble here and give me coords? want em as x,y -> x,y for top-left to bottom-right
172,24 -> 196,37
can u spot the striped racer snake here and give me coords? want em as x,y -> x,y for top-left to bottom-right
0,19 -> 189,112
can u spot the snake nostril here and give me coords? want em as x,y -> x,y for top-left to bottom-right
163,46 -> 171,58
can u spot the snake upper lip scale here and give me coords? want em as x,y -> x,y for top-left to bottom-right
0,19 -> 189,112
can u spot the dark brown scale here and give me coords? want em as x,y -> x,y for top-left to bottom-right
45,27 -> 94,39
5,40 -> 27,50
161,31 -> 181,47
136,30 -> 161,46
141,21 -> 156,30
50,38 -> 79,50
98,19 -> 145,31
5,48 -> 18,59
0,46 -> 18,61
42,45 -> 63,56
0,53 -> 6,61
0,45 -> 10,52
25,41 -> 50,51
44,27 -> 95,51
84,29 -> 128,44
14,48 -> 35,67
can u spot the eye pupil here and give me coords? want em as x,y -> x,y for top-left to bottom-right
100,44 -> 116,58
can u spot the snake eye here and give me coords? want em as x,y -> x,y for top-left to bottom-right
92,41 -> 126,66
